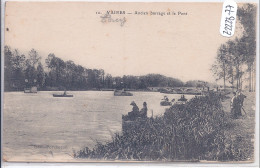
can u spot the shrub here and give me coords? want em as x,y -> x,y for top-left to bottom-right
74,93 -> 241,161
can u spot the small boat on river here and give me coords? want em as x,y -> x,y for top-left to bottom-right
114,89 -> 133,96
122,115 -> 151,135
160,101 -> 172,106
53,91 -> 73,97
160,96 -> 173,106
53,94 -> 73,97
24,86 -> 37,93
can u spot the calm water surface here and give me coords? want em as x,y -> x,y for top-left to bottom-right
3,91 -> 194,161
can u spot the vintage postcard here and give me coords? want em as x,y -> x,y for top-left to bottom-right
2,1 -> 258,163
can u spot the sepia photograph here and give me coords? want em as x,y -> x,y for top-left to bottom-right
2,1 -> 258,163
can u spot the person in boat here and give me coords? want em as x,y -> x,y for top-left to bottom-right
179,95 -> 187,102
163,96 -> 169,102
63,90 -> 67,96
128,101 -> 139,121
139,102 -> 148,118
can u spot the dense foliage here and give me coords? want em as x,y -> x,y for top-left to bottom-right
75,94 -> 244,161
5,46 -> 211,91
211,4 -> 257,92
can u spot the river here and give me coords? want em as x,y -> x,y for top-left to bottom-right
3,91 -> 194,162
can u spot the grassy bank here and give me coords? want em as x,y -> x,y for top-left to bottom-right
74,92 -> 254,161
221,92 -> 255,161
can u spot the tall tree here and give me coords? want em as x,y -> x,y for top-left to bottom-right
104,74 -> 113,88
11,49 -> 26,90
28,49 -> 41,68
211,44 -> 228,90
36,62 -> 45,89
4,46 -> 13,91
226,40 -> 236,90
45,54 -> 66,89
237,3 -> 257,91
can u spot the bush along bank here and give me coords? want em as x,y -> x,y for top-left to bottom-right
74,93 -> 246,161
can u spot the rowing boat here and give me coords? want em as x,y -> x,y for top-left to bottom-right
53,94 -> 73,97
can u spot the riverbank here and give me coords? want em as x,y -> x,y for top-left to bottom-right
74,93 -> 229,161
75,92 -> 255,161
220,91 -> 255,161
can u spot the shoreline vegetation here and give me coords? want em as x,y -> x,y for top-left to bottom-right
4,46 -> 217,93
74,92 -> 254,161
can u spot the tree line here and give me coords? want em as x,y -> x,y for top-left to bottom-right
5,46 -> 206,91
211,4 -> 256,92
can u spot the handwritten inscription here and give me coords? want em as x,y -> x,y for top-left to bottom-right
30,145 -> 67,150
223,5 -> 235,36
220,0 -> 237,37
223,16 -> 235,36
100,14 -> 126,27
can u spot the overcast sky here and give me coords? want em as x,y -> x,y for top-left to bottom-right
5,2 -> 242,82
